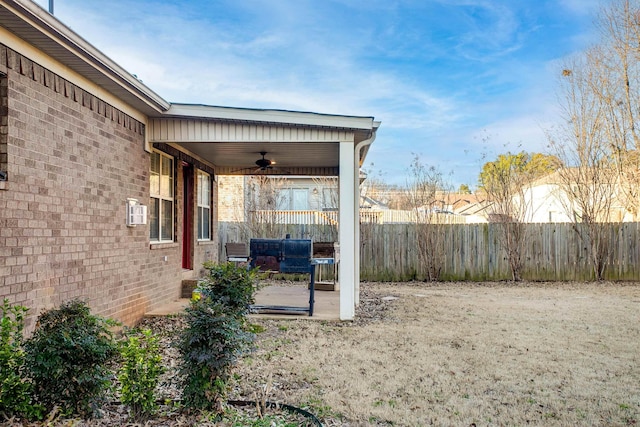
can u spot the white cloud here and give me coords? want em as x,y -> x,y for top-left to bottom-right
31,0 -> 595,188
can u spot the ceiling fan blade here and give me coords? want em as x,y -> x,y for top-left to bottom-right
229,152 -> 286,174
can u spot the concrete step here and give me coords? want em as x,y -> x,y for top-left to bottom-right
181,279 -> 198,298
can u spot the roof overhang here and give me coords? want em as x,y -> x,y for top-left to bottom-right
0,0 -> 170,116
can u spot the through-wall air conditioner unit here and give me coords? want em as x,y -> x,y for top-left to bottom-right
126,198 -> 147,227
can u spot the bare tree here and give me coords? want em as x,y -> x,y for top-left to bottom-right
545,0 -> 640,280
478,152 -> 556,281
405,155 -> 451,281
548,53 -> 622,280
590,0 -> 640,219
244,175 -> 289,238
308,176 -> 340,243
359,166 -> 410,210
311,176 -> 339,211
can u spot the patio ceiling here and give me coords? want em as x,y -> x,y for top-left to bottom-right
173,141 -> 338,175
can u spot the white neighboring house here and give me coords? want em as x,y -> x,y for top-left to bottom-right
219,175 -> 398,224
450,170 -> 634,224
218,175 -> 339,223
454,200 -> 491,223
522,173 -> 574,223
520,170 -> 634,223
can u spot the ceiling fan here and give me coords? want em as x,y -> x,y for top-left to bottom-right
254,151 -> 275,170
232,151 -> 288,174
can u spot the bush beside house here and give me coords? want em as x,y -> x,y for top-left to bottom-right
0,263 -> 257,422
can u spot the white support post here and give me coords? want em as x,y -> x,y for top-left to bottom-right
339,141 -> 356,320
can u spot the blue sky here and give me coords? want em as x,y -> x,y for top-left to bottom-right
34,0 -> 602,188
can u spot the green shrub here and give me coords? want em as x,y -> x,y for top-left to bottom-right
197,262 -> 258,317
24,299 -> 119,418
0,299 -> 43,420
118,328 -> 165,420
176,297 -> 253,411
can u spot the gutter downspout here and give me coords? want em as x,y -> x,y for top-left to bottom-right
353,131 -> 377,307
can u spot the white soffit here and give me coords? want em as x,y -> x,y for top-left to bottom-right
164,103 -> 380,132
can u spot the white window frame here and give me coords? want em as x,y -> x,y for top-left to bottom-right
197,170 -> 211,241
150,150 -> 174,243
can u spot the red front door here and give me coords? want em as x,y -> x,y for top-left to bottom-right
182,163 -> 194,269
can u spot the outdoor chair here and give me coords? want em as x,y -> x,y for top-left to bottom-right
225,242 -> 249,265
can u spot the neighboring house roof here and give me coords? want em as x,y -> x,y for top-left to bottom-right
442,192 -> 484,210
530,169 -> 571,186
455,200 -> 492,216
530,167 -> 622,187
360,195 -> 389,210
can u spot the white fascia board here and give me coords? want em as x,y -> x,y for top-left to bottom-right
6,0 -> 170,112
165,103 -> 377,131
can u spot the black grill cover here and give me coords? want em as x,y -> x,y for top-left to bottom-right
250,238 -> 312,273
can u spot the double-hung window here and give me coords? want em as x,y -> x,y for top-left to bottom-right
197,170 -> 211,240
150,151 -> 174,242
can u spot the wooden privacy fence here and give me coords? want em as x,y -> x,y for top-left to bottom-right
219,222 -> 640,281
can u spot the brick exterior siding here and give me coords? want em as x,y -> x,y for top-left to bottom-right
218,175 -> 246,222
0,44 -> 216,330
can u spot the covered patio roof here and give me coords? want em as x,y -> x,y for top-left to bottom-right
149,103 -> 378,177
149,104 -> 381,320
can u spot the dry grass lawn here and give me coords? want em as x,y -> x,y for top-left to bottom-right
237,281 -> 640,426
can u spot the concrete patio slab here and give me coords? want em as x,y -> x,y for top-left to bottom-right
251,285 -> 340,321
144,285 -> 340,321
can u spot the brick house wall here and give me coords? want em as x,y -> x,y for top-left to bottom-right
0,44 -> 215,330
218,175 -> 246,222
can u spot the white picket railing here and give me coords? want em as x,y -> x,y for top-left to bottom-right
248,209 -> 466,225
